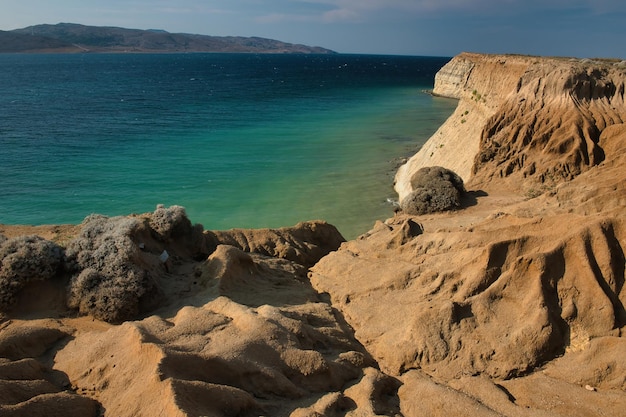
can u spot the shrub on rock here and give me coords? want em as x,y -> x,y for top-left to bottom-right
65,214 -> 157,323
150,204 -> 208,260
0,235 -> 63,309
151,204 -> 193,240
400,166 -> 466,215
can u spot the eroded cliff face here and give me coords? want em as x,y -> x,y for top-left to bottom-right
395,52 -> 626,203
311,53 -> 626,416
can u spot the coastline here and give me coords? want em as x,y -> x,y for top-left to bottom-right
1,52 -> 626,416
0,53 -> 454,240
395,52 -> 626,200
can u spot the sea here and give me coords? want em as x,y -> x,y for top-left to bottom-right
0,53 -> 457,239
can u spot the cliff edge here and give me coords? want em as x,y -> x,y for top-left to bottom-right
395,52 -> 626,202
312,53 -> 626,416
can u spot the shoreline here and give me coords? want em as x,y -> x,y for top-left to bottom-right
0,53 -> 455,240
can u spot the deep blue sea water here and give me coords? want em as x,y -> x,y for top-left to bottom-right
0,53 -> 456,239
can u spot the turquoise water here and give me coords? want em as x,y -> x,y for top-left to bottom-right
0,53 -> 456,238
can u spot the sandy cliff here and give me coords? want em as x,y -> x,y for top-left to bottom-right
395,52 -> 626,201
315,52 -> 626,416
1,53 -> 625,416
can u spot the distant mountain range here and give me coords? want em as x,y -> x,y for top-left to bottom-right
0,23 -> 336,54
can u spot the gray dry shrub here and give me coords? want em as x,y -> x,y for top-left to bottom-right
65,214 -> 154,323
150,204 -> 208,260
150,204 -> 193,240
0,235 -> 63,309
400,166 -> 466,215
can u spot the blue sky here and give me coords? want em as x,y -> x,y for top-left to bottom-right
0,0 -> 624,57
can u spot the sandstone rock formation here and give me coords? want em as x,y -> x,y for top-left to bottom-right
395,53 -> 626,200
315,53 -> 626,416
1,53 -> 625,416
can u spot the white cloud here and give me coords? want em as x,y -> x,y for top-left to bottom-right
321,8 -> 361,22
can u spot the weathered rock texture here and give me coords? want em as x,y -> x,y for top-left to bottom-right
395,53 -> 626,201
314,53 -> 626,416
1,53 -> 625,417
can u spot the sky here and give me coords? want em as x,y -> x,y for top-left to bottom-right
0,0 -> 625,58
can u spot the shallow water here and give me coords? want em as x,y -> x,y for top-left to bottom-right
0,53 -> 456,238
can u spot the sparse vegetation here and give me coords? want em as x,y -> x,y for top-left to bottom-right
525,172 -> 558,199
151,204 -> 193,240
471,89 -> 485,102
65,214 -> 157,323
64,205 -> 206,323
0,235 -> 63,309
150,204 -> 207,259
524,188 -> 543,199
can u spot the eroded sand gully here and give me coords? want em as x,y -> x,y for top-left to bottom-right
1,53 -> 626,416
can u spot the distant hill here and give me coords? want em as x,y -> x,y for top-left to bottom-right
0,23 -> 336,54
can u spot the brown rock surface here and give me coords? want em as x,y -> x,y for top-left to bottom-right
395,53 -> 626,201
313,53 -> 626,416
1,53 -> 625,416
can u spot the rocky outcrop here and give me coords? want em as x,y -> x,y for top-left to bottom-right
207,221 -> 345,268
311,53 -> 626,417
395,53 -> 626,202
311,200 -> 626,379
0,320 -> 101,416
0,210 -> 364,416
